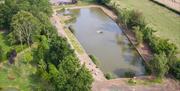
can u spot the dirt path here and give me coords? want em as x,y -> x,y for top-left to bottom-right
93,76 -> 180,91
153,0 -> 180,12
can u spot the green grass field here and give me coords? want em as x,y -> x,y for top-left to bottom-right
0,48 -> 39,91
0,32 -> 28,61
110,0 -> 180,51
0,33 -> 47,91
0,47 -> 52,91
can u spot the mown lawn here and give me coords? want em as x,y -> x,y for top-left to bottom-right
111,0 -> 180,51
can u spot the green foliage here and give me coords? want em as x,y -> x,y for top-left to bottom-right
33,36 -> 49,63
64,65 -> 93,91
27,0 -> 52,16
11,11 -> 41,46
124,71 -> 135,78
106,1 -> 179,79
109,0 -> 180,51
46,36 -> 74,67
35,36 -> 93,91
128,78 -> 136,85
37,60 -> 50,81
35,12 -> 57,38
96,0 -> 110,4
118,9 -> 144,29
0,3 -> 6,28
134,26 -> 143,45
170,60 -> 180,80
149,53 -> 169,78
0,0 -> 52,29
1,0 -> 93,90
105,72 -> 115,80
89,55 -> 100,67
147,36 -> 177,57
141,26 -> 154,41
0,45 -> 4,61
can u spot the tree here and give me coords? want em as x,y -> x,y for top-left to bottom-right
65,64 -> 93,91
46,36 -> 73,66
35,12 -> 56,39
37,59 -> 50,81
0,0 -> 52,29
0,45 -> 4,61
11,11 -> 40,46
35,36 -> 93,91
0,4 -> 5,28
149,53 -> 169,78
27,0 -> 52,16
33,36 -> 49,63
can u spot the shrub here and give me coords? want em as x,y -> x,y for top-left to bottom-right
141,26 -> 155,42
149,53 -> 169,78
105,72 -> 115,79
118,9 -> 144,29
170,60 -> 180,80
128,78 -> 136,85
124,71 -> 135,78
89,55 -> 100,67
148,36 -> 177,57
133,26 -> 143,45
96,0 -> 110,4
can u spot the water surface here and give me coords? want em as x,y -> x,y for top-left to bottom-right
69,8 -> 145,77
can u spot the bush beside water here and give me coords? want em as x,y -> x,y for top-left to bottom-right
103,0 -> 179,80
89,55 -> 100,68
105,72 -> 116,80
124,71 -> 135,78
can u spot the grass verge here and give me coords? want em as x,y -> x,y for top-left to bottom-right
110,0 -> 180,52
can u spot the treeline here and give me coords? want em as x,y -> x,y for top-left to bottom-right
0,0 -> 93,90
99,0 -> 180,80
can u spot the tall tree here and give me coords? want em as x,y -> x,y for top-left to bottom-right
65,64 -> 93,91
35,36 -> 93,91
11,11 -> 40,46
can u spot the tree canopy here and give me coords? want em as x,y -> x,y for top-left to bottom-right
0,0 -> 52,29
0,0 -> 93,90
11,11 -> 40,46
34,36 -> 93,91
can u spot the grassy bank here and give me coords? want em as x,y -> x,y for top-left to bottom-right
104,0 -> 180,79
110,0 -> 180,52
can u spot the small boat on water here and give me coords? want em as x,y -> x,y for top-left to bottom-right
97,30 -> 103,34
